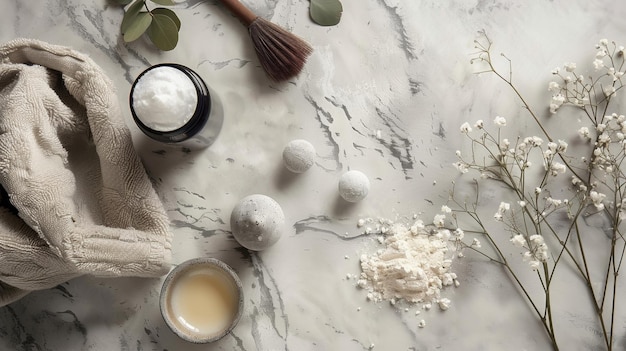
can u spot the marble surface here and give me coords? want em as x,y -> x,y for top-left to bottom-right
2,0 -> 626,350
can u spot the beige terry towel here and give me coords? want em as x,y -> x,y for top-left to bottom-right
0,39 -> 172,306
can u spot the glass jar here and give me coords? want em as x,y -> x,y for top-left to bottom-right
129,63 -> 224,150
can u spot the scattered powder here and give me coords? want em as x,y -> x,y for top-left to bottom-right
355,218 -> 458,327
132,66 -> 198,132
438,298 -> 451,311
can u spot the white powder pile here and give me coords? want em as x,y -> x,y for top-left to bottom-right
132,66 -> 198,132
356,218 -> 458,313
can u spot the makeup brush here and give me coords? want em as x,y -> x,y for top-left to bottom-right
217,0 -> 313,82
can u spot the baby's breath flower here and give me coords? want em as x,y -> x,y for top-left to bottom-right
436,229 -> 451,240
493,115 -> 507,127
597,123 -> 607,132
441,205 -> 452,214
529,260 -> 542,271
550,94 -> 565,113
598,133 -> 611,145
532,136 -> 543,146
550,162 -> 566,176
564,62 -> 576,72
453,161 -> 469,174
433,214 -> 446,228
529,234 -> 544,246
518,200 -> 526,207
494,202 -> 510,222
499,138 -> 510,152
510,234 -> 526,248
578,126 -> 590,140
474,119 -> 484,129
593,58 -> 604,70
557,140 -> 568,153
593,148 -> 602,157
548,81 -> 560,92
604,86 -> 616,97
535,187 -> 542,195
454,228 -> 464,240
471,238 -> 481,248
460,122 -> 472,134
599,38 -> 609,46
498,202 -> 511,212
522,251 -> 533,262
590,191 -> 606,210
546,197 -> 562,207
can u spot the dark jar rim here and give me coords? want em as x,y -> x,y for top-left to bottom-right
129,63 -> 212,143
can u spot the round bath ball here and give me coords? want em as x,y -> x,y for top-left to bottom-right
338,170 -> 370,203
282,139 -> 316,173
230,194 -> 285,251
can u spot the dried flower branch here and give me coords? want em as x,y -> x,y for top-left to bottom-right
449,31 -> 626,350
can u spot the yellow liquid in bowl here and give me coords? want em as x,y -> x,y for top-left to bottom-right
169,269 -> 237,337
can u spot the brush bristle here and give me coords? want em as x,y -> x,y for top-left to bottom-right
248,18 -> 313,82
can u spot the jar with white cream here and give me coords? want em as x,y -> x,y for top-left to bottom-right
130,63 -> 223,149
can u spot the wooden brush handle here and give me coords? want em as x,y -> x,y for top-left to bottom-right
218,0 -> 258,27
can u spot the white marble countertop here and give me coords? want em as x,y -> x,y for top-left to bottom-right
2,0 -> 626,350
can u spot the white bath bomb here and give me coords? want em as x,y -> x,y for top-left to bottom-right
338,170 -> 370,202
282,139 -> 316,173
230,194 -> 285,251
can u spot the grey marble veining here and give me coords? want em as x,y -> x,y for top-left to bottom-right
2,0 -> 626,350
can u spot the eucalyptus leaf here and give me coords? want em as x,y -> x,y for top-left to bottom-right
150,0 -> 176,6
123,12 -> 152,42
147,14 -> 179,51
310,0 -> 343,26
151,8 -> 180,30
115,0 -> 133,5
121,0 -> 145,33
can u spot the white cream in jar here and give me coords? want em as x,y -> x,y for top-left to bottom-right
130,64 -> 224,149
131,66 -> 198,132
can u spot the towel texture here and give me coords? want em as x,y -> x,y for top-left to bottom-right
0,39 -> 172,306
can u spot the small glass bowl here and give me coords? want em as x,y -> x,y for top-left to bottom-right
159,258 -> 244,343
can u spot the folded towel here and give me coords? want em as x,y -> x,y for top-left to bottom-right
0,39 -> 172,306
